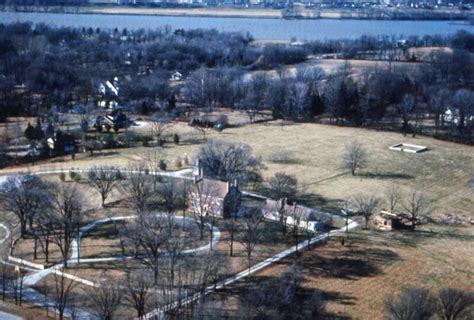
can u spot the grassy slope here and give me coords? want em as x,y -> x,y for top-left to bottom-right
2,120 -> 473,318
3,120 -> 473,216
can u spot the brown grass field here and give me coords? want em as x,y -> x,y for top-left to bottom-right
206,223 -> 473,319
1,119 -> 473,318
5,119 -> 471,217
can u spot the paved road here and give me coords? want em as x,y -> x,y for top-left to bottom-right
0,310 -> 22,320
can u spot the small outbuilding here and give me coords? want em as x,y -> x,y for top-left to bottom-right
373,210 -> 402,231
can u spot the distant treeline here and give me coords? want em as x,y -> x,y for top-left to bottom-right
283,7 -> 474,20
0,23 -> 473,144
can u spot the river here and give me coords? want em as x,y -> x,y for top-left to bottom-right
0,11 -> 472,40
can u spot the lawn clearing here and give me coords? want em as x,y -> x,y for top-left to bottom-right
3,120 -> 472,219
202,223 -> 474,319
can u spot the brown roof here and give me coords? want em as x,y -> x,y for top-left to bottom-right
191,178 -> 229,199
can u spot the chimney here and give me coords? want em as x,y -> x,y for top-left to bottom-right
234,179 -> 238,189
279,198 -> 285,211
197,159 -> 203,178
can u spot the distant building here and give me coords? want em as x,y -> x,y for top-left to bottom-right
47,130 -> 77,155
94,109 -> 128,132
98,77 -> 121,109
443,108 -> 474,125
170,71 -> 183,81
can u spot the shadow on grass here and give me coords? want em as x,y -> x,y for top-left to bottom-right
299,193 -> 343,213
262,120 -> 299,127
385,228 -> 474,248
267,158 -> 305,165
358,172 -> 414,180
211,274 -> 353,319
301,246 -> 400,281
86,151 -> 119,158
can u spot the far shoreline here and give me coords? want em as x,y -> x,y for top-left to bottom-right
1,5 -> 473,21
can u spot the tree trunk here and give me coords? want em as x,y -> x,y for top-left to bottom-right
210,225 -> 214,251
199,218 -> 204,240
154,266 -> 159,286
20,221 -> 27,238
229,223 -> 234,257
45,236 -> 49,264
34,237 -> 38,260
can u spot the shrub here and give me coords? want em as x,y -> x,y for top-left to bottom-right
104,134 -> 118,149
59,172 -> 66,182
216,115 -> 229,129
159,159 -> 167,171
183,154 -> 190,166
115,169 -> 124,180
73,173 -> 81,183
173,133 -> 180,145
175,156 -> 182,169
141,135 -> 153,147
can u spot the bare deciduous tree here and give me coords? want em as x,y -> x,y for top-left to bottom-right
401,190 -> 429,231
1,175 -> 48,237
189,180 -> 218,240
285,203 -> 307,255
352,194 -> 381,229
225,211 -> 237,257
240,208 -> 264,270
122,211 -> 167,284
197,140 -> 263,186
385,288 -> 436,320
126,164 -> 152,213
53,272 -> 77,320
83,139 -> 103,157
341,140 -> 368,176
85,277 -> 123,320
179,179 -> 190,231
141,149 -> 166,191
385,185 -> 402,213
398,93 -> 417,132
437,288 -> 474,320
453,89 -> 474,131
125,270 -> 153,319
150,112 -> 173,142
87,166 -> 123,207
163,224 -> 188,289
10,264 -> 25,306
47,183 -> 85,267
265,172 -> 299,203
160,179 -> 181,214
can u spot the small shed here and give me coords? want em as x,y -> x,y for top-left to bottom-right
373,210 -> 401,231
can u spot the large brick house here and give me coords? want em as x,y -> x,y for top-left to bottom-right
188,162 -> 241,219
